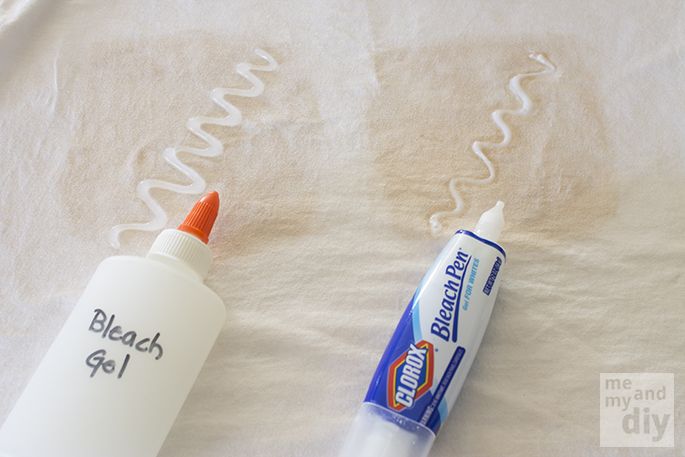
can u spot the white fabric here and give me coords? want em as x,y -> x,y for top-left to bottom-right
1,1 -> 684,456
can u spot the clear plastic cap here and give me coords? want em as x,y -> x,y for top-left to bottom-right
339,403 -> 435,457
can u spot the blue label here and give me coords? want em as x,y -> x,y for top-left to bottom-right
482,256 -> 502,296
364,231 -> 505,434
364,290 -> 446,430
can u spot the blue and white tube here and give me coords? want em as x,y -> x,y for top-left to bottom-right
340,202 -> 507,457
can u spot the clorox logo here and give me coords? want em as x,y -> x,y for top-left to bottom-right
387,340 -> 434,411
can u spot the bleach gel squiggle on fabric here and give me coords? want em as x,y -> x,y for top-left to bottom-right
340,202 -> 507,457
429,52 -> 556,235
109,49 -> 278,248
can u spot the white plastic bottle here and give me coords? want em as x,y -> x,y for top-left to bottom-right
340,202 -> 507,457
0,192 -> 226,457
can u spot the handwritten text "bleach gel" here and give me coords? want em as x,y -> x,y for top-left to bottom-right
0,193 -> 226,457
340,202 -> 507,457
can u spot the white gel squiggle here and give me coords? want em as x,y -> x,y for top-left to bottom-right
429,52 -> 556,235
109,48 -> 278,248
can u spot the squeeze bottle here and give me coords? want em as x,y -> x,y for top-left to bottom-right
340,202 -> 507,457
0,192 -> 226,457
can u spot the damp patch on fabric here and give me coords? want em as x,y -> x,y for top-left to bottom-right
429,52 -> 556,235
109,48 -> 278,248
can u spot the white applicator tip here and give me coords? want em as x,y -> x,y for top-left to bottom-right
474,201 -> 505,242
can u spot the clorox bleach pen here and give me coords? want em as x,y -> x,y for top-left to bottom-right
340,201 -> 507,457
0,192 -> 226,457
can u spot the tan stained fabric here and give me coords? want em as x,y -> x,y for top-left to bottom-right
0,1 -> 684,456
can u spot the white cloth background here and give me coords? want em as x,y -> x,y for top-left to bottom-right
1,1 -> 684,456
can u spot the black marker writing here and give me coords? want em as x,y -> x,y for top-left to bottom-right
85,309 -> 164,379
89,309 -> 164,359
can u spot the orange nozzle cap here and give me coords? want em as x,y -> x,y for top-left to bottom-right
178,191 -> 220,244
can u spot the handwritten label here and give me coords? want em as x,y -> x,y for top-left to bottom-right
84,308 -> 164,379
